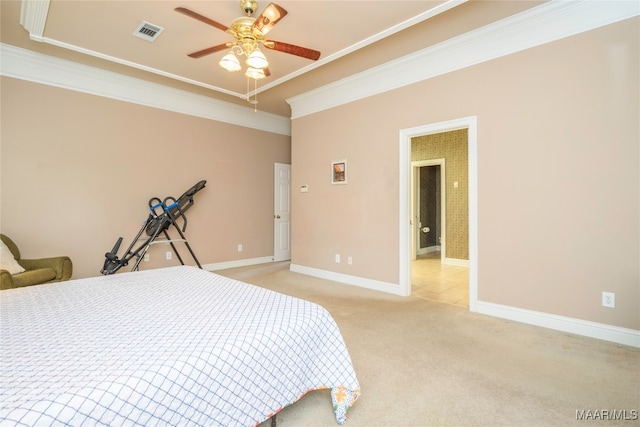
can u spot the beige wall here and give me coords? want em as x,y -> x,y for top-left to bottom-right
1,15 -> 637,333
1,77 -> 290,279
291,18 -> 639,330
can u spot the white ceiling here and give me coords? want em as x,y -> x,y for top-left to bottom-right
32,1 -> 455,102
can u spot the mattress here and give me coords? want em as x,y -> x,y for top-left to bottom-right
0,266 -> 360,426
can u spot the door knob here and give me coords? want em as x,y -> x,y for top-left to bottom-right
275,215 -> 281,219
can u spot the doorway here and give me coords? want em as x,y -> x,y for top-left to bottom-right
398,116 -> 478,311
412,160 -> 445,263
411,140 -> 468,307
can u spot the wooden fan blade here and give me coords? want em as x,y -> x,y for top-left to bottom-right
263,40 -> 321,61
187,43 -> 229,59
264,67 -> 271,77
252,3 -> 287,36
175,7 -> 229,32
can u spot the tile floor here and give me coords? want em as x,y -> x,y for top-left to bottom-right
411,251 -> 469,308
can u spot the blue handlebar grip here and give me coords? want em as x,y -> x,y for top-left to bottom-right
165,202 -> 179,210
150,202 -> 163,210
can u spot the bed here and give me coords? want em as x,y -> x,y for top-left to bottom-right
0,266 -> 361,426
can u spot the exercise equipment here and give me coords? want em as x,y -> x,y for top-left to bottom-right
101,180 -> 206,275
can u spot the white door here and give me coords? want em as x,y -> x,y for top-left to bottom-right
274,163 -> 291,261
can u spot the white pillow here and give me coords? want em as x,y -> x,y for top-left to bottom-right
1,240 -> 25,274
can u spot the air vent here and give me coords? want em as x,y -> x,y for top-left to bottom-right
132,21 -> 164,42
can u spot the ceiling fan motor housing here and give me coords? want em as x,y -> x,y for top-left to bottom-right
229,16 -> 261,54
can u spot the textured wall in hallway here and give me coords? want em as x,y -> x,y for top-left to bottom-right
412,129 -> 468,260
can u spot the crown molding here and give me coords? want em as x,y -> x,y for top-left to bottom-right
287,0 -> 640,119
17,0 -> 249,99
256,0 -> 466,94
19,0 -> 49,41
17,0 -> 466,100
0,43 -> 291,136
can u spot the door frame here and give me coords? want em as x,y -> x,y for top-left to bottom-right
399,116 -> 478,312
411,159 -> 445,263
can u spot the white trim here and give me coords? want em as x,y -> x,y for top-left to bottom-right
477,301 -> 640,348
417,246 -> 441,256
400,116 -> 478,306
443,258 -> 469,267
204,256 -> 274,272
287,0 -> 640,118
0,43 -> 291,136
42,37 -> 244,99
289,262 -> 640,348
290,264 -> 403,296
256,0 -> 466,95
20,0 -> 50,40
18,0 -> 464,100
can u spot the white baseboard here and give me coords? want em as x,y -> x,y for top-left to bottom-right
290,264 -> 404,296
477,301 -> 640,348
207,260 -> 639,348
204,256 -> 274,272
290,265 -> 640,347
443,257 -> 469,267
416,246 -> 440,255
414,251 -> 468,267
417,245 -> 440,256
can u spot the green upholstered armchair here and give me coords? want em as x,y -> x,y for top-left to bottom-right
0,234 -> 73,290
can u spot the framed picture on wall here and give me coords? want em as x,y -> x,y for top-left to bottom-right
331,160 -> 347,184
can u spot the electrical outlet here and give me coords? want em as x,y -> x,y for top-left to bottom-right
238,244 -> 243,252
335,254 -> 340,263
143,253 -> 150,262
347,256 -> 352,265
602,292 -> 615,308
166,251 -> 172,260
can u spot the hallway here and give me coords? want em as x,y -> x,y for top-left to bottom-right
411,251 -> 469,308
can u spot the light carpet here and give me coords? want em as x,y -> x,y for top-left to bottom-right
216,262 -> 639,427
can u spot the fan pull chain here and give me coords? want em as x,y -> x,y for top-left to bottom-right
254,78 -> 258,112
245,76 -> 259,112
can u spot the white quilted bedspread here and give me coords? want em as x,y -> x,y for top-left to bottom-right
0,266 -> 360,426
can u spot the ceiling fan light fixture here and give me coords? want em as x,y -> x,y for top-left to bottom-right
245,67 -> 266,80
246,48 -> 268,69
177,2 -> 321,93
219,51 -> 241,72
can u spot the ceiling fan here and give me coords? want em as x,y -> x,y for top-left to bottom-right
175,0 -> 321,82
